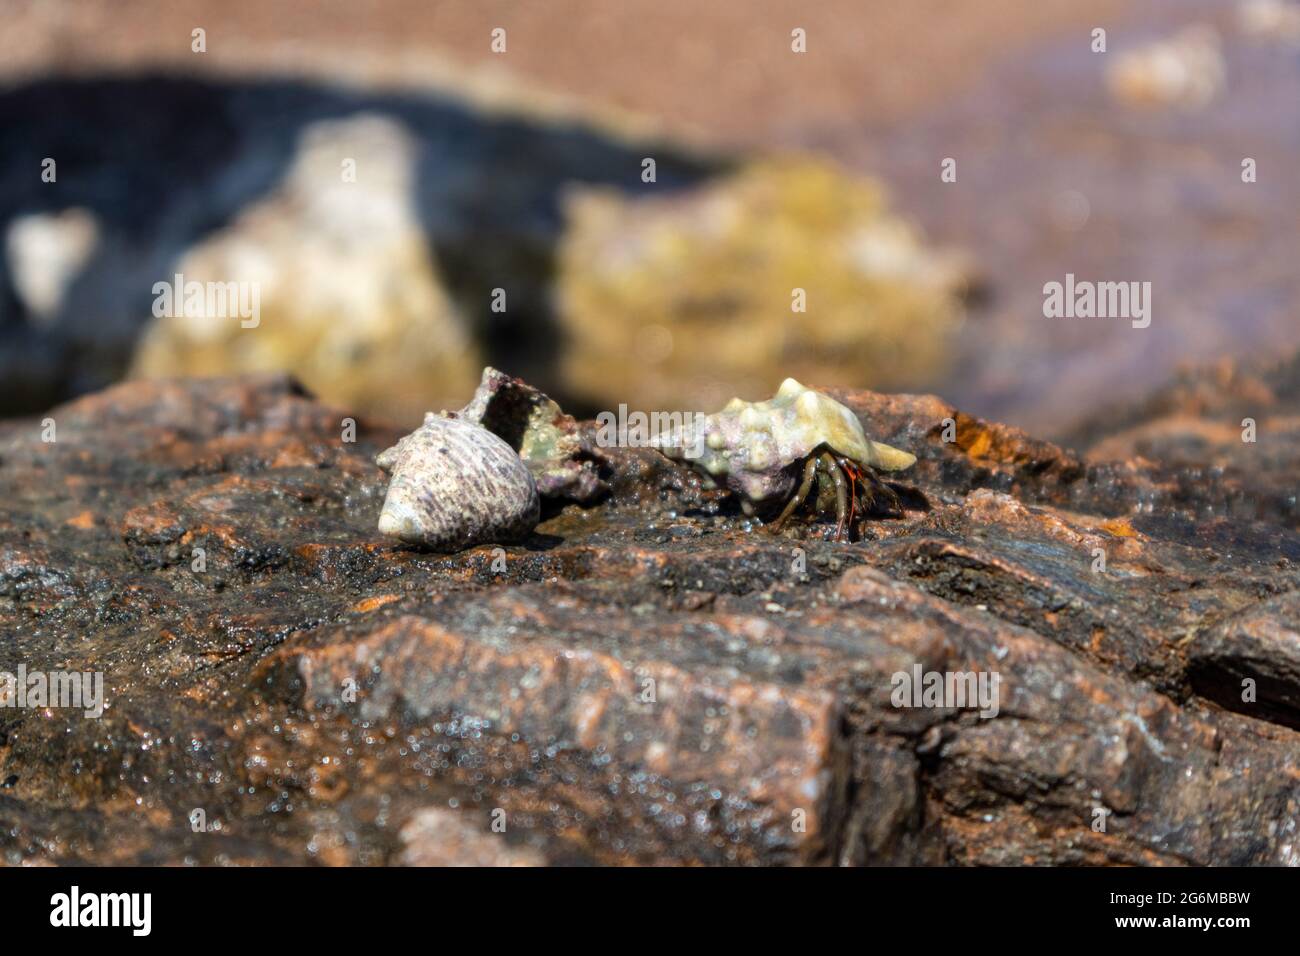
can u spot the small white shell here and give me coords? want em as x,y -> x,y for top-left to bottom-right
376,416 -> 539,551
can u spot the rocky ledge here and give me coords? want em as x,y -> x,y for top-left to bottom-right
1,359 -> 1298,865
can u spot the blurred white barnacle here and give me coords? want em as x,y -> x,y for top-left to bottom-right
4,208 -> 100,325
1106,25 -> 1226,111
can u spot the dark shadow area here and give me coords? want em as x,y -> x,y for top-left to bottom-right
1188,662 -> 1300,734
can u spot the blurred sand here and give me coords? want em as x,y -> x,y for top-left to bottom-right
0,0 -> 1124,139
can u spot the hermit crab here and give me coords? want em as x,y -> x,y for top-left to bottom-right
656,378 -> 916,540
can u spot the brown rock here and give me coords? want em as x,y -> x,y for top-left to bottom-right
1,365 -> 1298,865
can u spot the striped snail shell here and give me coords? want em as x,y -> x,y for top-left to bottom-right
376,414 -> 540,551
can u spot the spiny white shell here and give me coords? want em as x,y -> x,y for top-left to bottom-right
659,378 -> 916,506
376,416 -> 539,551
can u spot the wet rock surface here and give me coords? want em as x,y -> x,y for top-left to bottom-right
1,367 -> 1298,866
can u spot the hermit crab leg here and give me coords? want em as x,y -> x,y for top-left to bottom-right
837,456 -> 861,528
767,456 -> 819,533
821,452 -> 850,540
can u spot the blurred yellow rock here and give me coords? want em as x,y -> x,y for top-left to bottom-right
130,113 -> 481,424
556,157 -> 966,414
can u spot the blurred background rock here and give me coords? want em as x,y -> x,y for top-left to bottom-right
0,0 -> 1296,434
558,158 -> 968,413
128,113 -> 485,424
